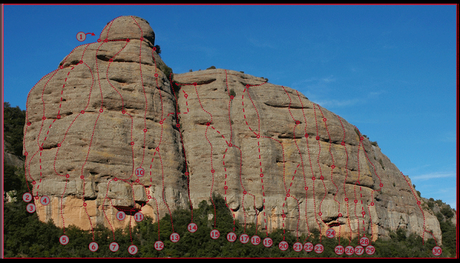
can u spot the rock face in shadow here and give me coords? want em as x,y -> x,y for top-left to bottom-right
23,16 -> 442,244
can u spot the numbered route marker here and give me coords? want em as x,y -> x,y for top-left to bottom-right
135,167 -> 145,177
116,211 -> 126,221
134,212 -> 144,222
76,32 -> 86,42
154,240 -> 164,251
89,242 -> 99,252
109,242 -> 119,252
365,245 -> 375,255
40,195 -> 50,206
432,246 -> 442,256
345,245 -> 354,256
210,229 -> 220,240
335,245 -> 344,255
263,237 -> 273,248
304,242 -> 314,252
251,235 -> 261,246
128,244 -> 138,255
23,193 -> 33,203
279,241 -> 289,251
239,233 -> 249,244
355,245 -> 364,256
293,242 -> 303,252
360,236 -> 370,247
26,203 -> 36,213
59,235 -> 69,245
326,228 -> 336,238
227,232 -> 237,242
187,222 -> 198,233
314,244 -> 324,254
170,232 -> 180,243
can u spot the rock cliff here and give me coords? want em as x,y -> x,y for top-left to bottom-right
23,16 -> 442,244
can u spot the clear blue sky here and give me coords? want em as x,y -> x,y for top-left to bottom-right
2,4 -> 457,209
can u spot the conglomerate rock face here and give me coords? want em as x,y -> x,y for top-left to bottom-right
23,16 -> 441,244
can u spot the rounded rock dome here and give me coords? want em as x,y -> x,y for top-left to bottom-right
99,16 -> 155,46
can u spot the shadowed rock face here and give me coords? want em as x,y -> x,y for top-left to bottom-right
23,16 -> 442,244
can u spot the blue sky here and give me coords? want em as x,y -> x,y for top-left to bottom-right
2,4 -> 457,209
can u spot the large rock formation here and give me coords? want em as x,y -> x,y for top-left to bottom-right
23,16 -> 442,244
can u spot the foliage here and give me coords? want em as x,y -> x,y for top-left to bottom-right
4,102 -> 26,157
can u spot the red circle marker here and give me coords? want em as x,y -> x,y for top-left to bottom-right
331,165 -> 335,169
227,232 -> 237,242
323,118 -> 327,122
109,242 -> 119,252
286,193 -> 290,197
314,243 -> 324,254
176,123 -> 180,128
116,211 -> 126,221
338,213 -> 342,217
316,135 -> 320,140
360,136 -> 364,140
99,109 -> 103,113
135,167 -> 145,177
97,39 -> 101,42
251,235 -> 261,246
159,121 -> 163,124
187,222 -> 198,233
260,173 -> 264,177
341,141 -> 345,146
39,147 -> 43,151
243,191 -> 247,195
312,177 -> 316,181
57,143 -> 61,147
83,202 -> 87,207
365,245 -> 375,255
370,202 -> 374,206
224,186 -> 228,190
57,115 -> 61,119
154,240 -> 164,251
128,244 -> 138,255
263,237 -> 273,248
293,242 -> 303,252
304,242 -> 313,252
295,120 -> 300,125
134,212 -> 144,222
354,199 -> 358,203
326,228 -> 335,238
122,110 -> 126,114
305,187 -> 308,190
185,172 -> 189,176
27,122 -> 31,126
380,183 -> 383,187
81,110 -> 85,114
170,232 -> 180,243
320,176 -> 324,180
103,39 -> 108,43
139,37 -> 144,41
345,198 -> 348,201
26,203 -> 36,213
76,32 -> 86,42
318,212 -> 322,216
211,169 -> 215,173
130,142 -> 134,145
109,58 -> 113,63
345,245 -> 354,256
80,175 -> 84,179
89,242 -> 98,252
40,195 -> 50,206
278,241 -> 288,251
432,246 -> 442,256
24,151 -> 28,156
59,235 -> 69,245
239,233 -> 249,244
154,73 -> 158,77
210,229 -> 220,240
126,39 -> 130,42
79,60 -> 83,64
23,193 -> 33,203
355,245 -> 364,255
335,245 -> 344,255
